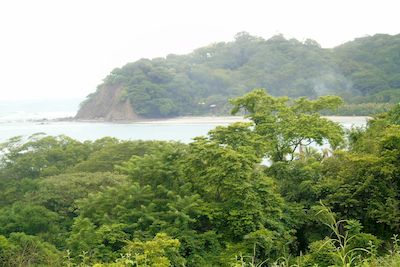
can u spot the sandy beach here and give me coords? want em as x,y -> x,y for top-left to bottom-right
136,116 -> 370,125
136,116 -> 250,125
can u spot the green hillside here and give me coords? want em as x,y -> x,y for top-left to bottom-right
80,32 -> 400,118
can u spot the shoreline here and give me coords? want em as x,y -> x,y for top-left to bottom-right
1,115 -> 371,125
122,116 -> 371,125
64,115 -> 371,125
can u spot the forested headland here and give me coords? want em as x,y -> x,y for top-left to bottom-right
2,90 -> 400,266
76,33 -> 400,120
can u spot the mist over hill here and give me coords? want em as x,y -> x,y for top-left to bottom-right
76,32 -> 400,120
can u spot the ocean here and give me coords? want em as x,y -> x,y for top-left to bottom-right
0,99 -> 369,143
0,116 -> 368,144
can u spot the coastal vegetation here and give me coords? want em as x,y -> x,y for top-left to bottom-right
1,90 -> 400,266
77,33 -> 400,120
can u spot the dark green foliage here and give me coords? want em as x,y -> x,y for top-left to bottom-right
81,33 -> 400,118
70,138 -> 173,173
29,172 -> 128,218
332,102 -> 395,116
0,202 -> 60,237
319,118 -> 400,237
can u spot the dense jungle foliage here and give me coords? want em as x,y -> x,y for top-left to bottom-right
82,32 -> 400,118
2,90 -> 400,266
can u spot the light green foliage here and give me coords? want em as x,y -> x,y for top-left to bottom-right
123,233 -> 184,267
89,233 -> 184,267
361,254 -> 400,267
305,203 -> 381,267
231,89 -> 344,161
361,235 -> 400,267
0,235 -> 12,265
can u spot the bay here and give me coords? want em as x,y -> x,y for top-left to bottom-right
0,116 -> 369,144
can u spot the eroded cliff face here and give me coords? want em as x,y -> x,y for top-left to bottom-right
75,86 -> 140,121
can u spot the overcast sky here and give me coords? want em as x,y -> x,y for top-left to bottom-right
0,0 -> 398,101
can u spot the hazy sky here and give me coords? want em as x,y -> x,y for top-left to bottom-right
0,0 -> 398,101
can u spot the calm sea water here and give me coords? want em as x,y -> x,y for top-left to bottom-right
1,121 -> 221,143
0,117 -> 368,144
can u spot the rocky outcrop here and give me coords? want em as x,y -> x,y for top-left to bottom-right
75,86 -> 140,121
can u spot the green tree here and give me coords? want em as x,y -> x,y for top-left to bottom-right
1,233 -> 61,267
124,233 -> 184,267
182,125 -> 300,262
0,134 -> 90,179
30,172 -> 128,218
230,89 -> 344,162
0,202 -> 60,239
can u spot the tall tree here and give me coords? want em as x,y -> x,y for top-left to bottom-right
230,89 -> 344,162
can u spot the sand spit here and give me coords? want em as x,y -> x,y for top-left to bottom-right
133,116 -> 370,125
